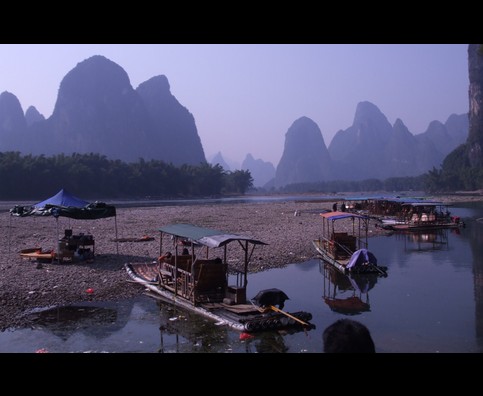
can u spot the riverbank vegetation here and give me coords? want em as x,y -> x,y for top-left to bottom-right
0,152 -> 253,200
2,149 -> 481,201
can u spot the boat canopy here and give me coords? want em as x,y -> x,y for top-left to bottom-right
10,188 -> 116,219
379,197 -> 428,204
320,211 -> 368,221
401,202 -> 447,207
158,223 -> 267,248
343,195 -> 426,202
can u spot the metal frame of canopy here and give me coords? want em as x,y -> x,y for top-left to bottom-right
158,223 -> 267,290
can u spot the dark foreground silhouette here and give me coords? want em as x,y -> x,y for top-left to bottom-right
323,318 -> 375,353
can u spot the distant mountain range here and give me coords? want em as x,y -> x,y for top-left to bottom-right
0,55 -> 205,166
214,102 -> 467,189
0,55 -> 467,188
269,102 -> 467,188
209,152 -> 275,188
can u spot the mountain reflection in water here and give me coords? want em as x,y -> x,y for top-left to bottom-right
27,305 -> 121,341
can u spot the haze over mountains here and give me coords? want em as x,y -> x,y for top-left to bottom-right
0,55 -> 468,189
215,102 -> 467,188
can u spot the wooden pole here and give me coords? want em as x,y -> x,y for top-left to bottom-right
269,305 -> 310,327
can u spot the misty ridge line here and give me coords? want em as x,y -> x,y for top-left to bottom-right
0,55 -> 467,188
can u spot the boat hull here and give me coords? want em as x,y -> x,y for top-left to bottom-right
312,240 -> 387,276
20,248 -> 55,262
382,222 -> 461,231
312,240 -> 348,274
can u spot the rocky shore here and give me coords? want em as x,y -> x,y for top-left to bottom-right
1,194 -> 481,331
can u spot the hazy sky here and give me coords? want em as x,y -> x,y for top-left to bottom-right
0,44 -> 469,166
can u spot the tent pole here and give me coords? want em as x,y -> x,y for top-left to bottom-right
8,214 -> 12,253
56,217 -> 59,252
115,215 -> 119,255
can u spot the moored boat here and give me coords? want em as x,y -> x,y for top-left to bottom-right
379,202 -> 464,231
126,223 -> 314,333
20,247 -> 55,262
312,211 -> 387,276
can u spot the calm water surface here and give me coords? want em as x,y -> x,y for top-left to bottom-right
1,201 -> 482,353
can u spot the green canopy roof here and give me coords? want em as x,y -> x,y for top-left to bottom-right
158,223 -> 267,248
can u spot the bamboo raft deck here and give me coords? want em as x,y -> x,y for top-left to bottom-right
125,223 -> 315,333
126,261 -> 313,332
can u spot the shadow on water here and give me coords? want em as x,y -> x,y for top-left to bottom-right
26,305 -> 123,341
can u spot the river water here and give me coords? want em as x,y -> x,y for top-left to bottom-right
1,199 -> 482,353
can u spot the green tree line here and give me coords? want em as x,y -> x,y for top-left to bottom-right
425,144 -> 483,192
0,152 -> 253,200
270,175 -> 427,194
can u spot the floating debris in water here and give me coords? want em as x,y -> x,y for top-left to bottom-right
239,332 -> 254,340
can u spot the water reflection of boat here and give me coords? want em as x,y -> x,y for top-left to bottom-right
155,298 -> 293,353
243,330 -> 290,353
155,300 -> 231,353
320,260 -> 379,315
395,228 -> 449,252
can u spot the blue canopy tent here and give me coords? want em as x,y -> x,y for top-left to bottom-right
33,188 -> 90,210
9,189 -> 118,254
11,188 -> 116,219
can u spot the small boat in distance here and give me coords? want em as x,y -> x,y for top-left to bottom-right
312,211 -> 387,276
126,223 -> 314,333
379,202 -> 464,231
